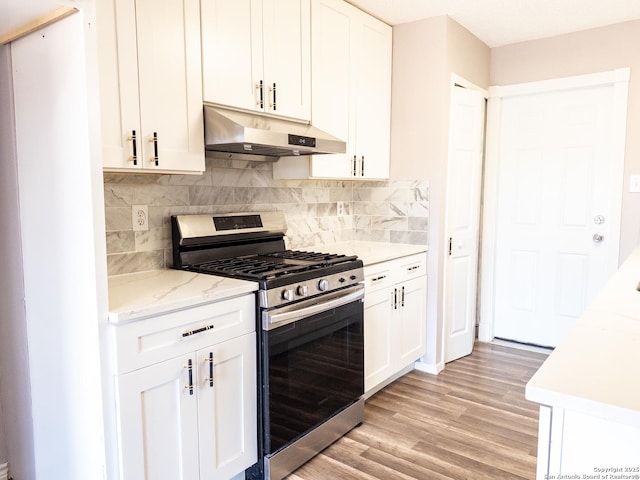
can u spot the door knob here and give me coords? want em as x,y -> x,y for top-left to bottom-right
593,233 -> 604,243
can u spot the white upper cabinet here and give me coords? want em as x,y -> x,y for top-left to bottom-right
201,0 -> 311,121
274,0 -> 391,180
350,10 -> 392,179
97,0 -> 205,174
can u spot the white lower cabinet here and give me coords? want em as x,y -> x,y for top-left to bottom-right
364,254 -> 427,394
113,295 -> 257,480
537,406 -> 640,478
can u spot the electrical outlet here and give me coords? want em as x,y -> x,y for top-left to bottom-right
337,201 -> 345,217
132,205 -> 148,231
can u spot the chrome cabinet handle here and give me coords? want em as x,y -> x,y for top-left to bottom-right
256,80 -> 264,108
127,130 -> 137,165
593,233 -> 605,243
361,156 -> 365,176
269,82 -> 276,110
150,132 -> 158,165
401,286 -> 405,307
352,155 -> 357,176
205,352 -> 214,388
371,275 -> 387,283
184,359 -> 194,395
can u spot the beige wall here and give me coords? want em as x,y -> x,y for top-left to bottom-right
491,19 -> 640,262
390,16 -> 490,367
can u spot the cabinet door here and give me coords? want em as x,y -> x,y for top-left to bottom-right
201,0 -> 263,112
99,0 -> 204,173
262,0 -> 311,119
364,288 -> 395,392
197,333 -> 257,480
116,353 -> 200,480
397,276 -> 427,368
135,0 -> 205,173
308,0 -> 352,178
275,0 -> 390,180
352,11 -> 391,179
97,0 -> 142,170
202,0 -> 310,120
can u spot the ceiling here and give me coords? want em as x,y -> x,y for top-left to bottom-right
3,0 -> 640,48
347,0 -> 640,47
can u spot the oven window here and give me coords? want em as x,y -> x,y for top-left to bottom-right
263,300 -> 364,454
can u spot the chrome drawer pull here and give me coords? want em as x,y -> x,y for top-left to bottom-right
371,275 -> 387,283
182,324 -> 214,338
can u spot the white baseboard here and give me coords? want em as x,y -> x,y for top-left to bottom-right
0,462 -> 8,480
414,360 -> 444,375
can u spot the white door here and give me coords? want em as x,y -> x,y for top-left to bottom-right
444,86 -> 486,363
493,82 -> 624,347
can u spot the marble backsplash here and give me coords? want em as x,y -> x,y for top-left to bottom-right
104,155 -> 429,276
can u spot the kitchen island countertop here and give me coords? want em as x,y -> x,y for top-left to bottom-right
304,240 -> 427,267
108,269 -> 258,324
525,244 -> 640,427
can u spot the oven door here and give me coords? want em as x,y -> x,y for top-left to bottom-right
261,284 -> 364,455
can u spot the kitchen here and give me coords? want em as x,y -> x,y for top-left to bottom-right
1,0 -> 640,479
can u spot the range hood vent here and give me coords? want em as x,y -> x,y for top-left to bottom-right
203,104 -> 346,159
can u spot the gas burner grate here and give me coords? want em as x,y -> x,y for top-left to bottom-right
266,250 -> 358,266
192,255 -> 323,280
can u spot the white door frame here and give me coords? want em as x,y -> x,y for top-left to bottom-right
478,68 -> 629,343
441,73 -> 488,362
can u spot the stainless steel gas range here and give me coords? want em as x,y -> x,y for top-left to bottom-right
171,212 -> 364,480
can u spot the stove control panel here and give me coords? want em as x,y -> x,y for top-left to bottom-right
260,267 -> 364,308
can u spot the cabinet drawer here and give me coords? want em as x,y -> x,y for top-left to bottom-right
364,263 -> 394,293
114,294 -> 255,374
397,253 -> 427,282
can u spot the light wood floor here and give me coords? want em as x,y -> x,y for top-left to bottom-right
287,342 -> 549,480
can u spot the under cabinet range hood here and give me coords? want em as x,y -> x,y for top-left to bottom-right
203,104 -> 346,158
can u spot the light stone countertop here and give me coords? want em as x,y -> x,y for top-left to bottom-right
108,269 -> 258,324
304,240 -> 427,266
525,244 -> 640,427
107,242 -> 426,324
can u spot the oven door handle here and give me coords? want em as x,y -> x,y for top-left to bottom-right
263,285 -> 364,331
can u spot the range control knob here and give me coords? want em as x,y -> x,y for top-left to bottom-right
296,285 -> 309,297
281,289 -> 294,301
318,279 -> 330,292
